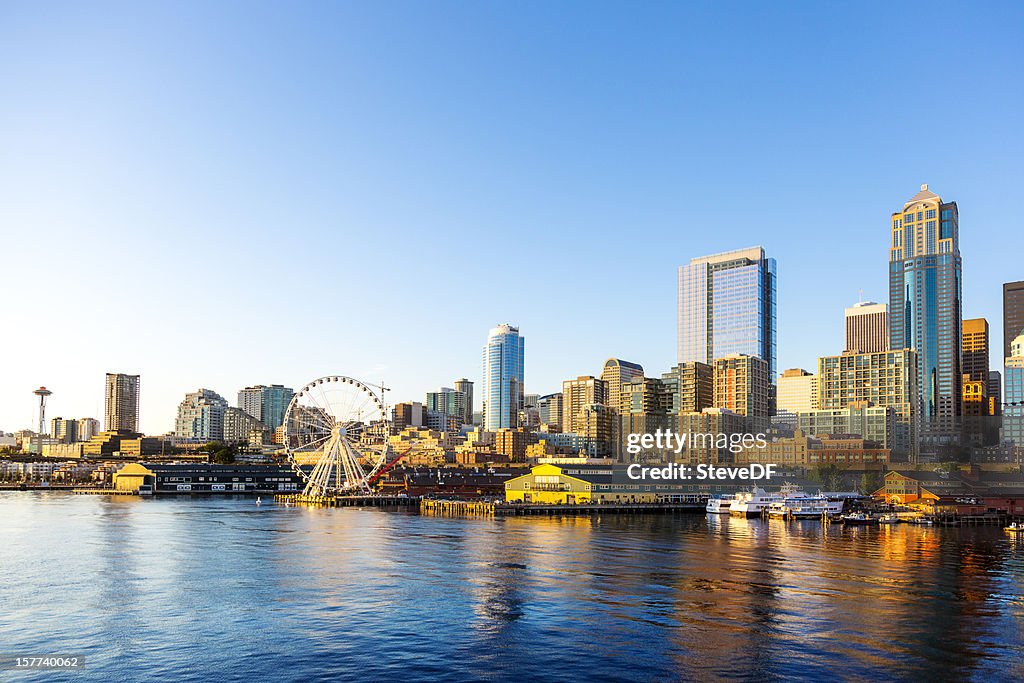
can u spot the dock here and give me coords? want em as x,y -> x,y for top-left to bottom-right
274,493 -> 421,508
421,499 -> 498,516
73,488 -> 138,496
495,502 -> 707,516
421,500 -> 708,517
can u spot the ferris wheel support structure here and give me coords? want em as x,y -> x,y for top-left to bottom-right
283,375 -> 391,497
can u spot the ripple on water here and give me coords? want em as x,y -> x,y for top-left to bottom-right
1,494 -> 1023,682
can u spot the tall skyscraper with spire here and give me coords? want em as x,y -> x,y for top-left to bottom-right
482,324 -> 525,431
888,184 -> 963,423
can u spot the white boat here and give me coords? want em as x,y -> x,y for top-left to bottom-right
878,513 -> 899,524
706,495 -> 736,514
730,487 -> 789,517
766,495 -> 844,519
841,512 -> 879,526
1005,522 -> 1024,533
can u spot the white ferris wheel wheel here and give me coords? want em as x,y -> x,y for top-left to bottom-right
283,376 -> 391,496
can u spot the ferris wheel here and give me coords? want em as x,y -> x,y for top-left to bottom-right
283,376 -> 391,496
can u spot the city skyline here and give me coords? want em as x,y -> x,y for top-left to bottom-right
2,2 -> 1022,434
3,200 -> 1020,436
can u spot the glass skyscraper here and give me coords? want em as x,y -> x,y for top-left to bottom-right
237,384 -> 294,430
888,184 -> 962,422
677,246 -> 777,379
482,324 -> 525,431
1005,333 -> 1024,445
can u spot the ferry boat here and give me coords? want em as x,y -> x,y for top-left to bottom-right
706,495 -> 736,514
730,487 -> 790,517
765,495 -> 844,519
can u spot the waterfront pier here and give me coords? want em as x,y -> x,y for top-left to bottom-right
274,493 -> 421,508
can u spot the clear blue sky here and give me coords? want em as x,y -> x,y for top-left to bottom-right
1,1 -> 1022,434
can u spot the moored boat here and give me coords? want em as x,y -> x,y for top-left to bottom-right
706,495 -> 736,514
841,512 -> 879,526
766,495 -> 845,519
729,488 -> 786,517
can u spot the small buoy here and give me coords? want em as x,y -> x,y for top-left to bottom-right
256,497 -> 262,506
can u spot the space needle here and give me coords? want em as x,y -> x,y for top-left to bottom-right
33,386 -> 53,453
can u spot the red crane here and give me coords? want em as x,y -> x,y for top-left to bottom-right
368,447 -> 413,486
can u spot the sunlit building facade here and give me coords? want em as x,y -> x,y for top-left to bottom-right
426,387 -> 468,428
236,384 -> 294,430
174,389 -> 228,441
600,359 -> 644,412
537,393 -> 563,432
845,301 -> 889,353
888,184 -> 962,423
818,349 -> 918,460
482,324 -> 525,431
713,354 -> 770,431
105,373 -> 140,433
1005,333 -> 1024,445
562,376 -> 608,436
454,378 -> 474,426
1004,281 -> 1024,361
660,362 -> 714,415
678,246 -> 777,381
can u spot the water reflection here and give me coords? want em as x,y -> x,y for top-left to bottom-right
0,495 -> 1022,682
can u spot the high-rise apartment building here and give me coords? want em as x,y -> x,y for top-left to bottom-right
888,184 -> 962,422
678,246 -> 777,381
1004,281 -> 1024,361
600,359 -> 644,412
426,387 -> 467,428
845,301 -> 889,353
77,417 -> 100,442
174,389 -> 228,441
797,404 -> 895,451
713,354 -> 770,430
105,373 -> 140,432
562,376 -> 608,435
537,393 -> 564,431
660,362 -> 714,414
50,417 -> 78,444
238,385 -> 295,430
617,377 -> 672,460
238,387 -> 263,421
818,349 -> 918,458
600,358 -> 644,461
578,404 -> 615,457
223,406 -> 267,444
392,402 -> 426,431
777,368 -> 818,414
482,324 -> 525,431
619,377 -> 670,415
454,378 -> 474,426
